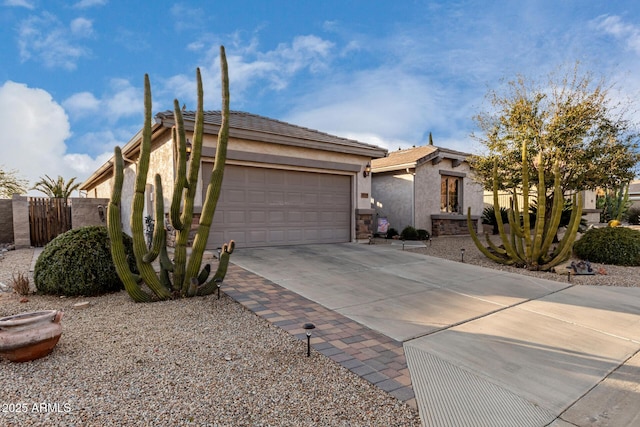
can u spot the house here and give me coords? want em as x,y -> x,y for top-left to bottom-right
370,144 -> 484,237
630,180 -> 640,208
80,111 -> 387,249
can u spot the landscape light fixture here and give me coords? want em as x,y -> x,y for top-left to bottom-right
363,162 -> 371,177
460,248 -> 465,262
302,323 -> 316,357
215,278 -> 223,300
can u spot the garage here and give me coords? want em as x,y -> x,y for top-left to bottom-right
204,164 -> 351,249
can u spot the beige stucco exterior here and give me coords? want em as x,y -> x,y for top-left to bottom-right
82,115 -> 380,241
371,150 -> 484,236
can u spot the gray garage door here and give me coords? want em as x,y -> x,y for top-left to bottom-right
203,164 -> 351,248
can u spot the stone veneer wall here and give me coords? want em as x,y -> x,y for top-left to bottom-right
355,209 -> 374,240
431,214 -> 480,237
0,199 -> 13,243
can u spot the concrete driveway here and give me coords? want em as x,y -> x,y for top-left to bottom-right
231,243 -> 640,427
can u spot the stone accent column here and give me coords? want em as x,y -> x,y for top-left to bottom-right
355,208 -> 374,241
12,194 -> 30,248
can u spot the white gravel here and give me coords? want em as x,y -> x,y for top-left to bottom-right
0,248 -> 420,427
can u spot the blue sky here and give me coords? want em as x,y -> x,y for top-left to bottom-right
1,0 -> 640,189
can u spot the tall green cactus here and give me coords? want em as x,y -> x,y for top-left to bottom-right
107,45 -> 235,302
468,140 -> 583,271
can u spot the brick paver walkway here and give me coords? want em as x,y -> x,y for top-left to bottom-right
224,264 -> 416,409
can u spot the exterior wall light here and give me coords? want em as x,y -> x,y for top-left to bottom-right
363,162 -> 371,177
302,323 -> 316,357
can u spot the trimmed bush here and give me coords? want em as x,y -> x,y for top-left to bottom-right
34,226 -> 136,296
628,207 -> 640,225
573,227 -> 640,266
417,229 -> 430,241
400,226 -> 419,240
386,227 -> 399,239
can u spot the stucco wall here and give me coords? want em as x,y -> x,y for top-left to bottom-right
84,129 -> 376,241
414,159 -> 484,234
0,198 -> 13,243
371,172 -> 414,234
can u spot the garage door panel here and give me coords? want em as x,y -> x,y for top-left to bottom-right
205,164 -> 351,249
248,190 -> 266,204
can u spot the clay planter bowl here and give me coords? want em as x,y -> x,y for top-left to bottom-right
0,310 -> 63,362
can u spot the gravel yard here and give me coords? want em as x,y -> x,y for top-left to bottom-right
0,234 -> 636,426
0,248 -> 420,427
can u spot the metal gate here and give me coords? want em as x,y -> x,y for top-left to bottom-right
28,198 -> 72,247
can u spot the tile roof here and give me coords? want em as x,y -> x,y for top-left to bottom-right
155,110 -> 387,157
371,145 -> 438,170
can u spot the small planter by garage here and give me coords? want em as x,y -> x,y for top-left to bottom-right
0,310 -> 63,362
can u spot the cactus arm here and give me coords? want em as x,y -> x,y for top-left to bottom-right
484,231 -> 507,254
521,141 -> 532,258
467,209 -> 516,265
170,102 -> 188,232
530,151 -> 547,266
197,240 -> 236,296
175,68 -> 206,294
541,192 -> 582,270
142,174 -> 166,263
197,264 -> 211,285
130,75 -> 171,300
491,161 -> 520,262
107,146 -> 152,303
539,160 -> 564,257
187,46 -> 232,287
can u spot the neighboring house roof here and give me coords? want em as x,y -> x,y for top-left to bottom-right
80,110 -> 387,191
371,144 -> 471,173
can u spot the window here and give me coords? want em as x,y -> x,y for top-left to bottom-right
441,175 -> 461,213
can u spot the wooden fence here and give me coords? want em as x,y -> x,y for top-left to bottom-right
28,197 -> 72,247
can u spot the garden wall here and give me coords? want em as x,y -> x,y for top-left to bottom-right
1,196 -> 109,248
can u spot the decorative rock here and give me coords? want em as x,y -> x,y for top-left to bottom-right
73,301 -> 91,309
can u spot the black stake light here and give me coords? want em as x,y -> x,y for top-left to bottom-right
302,323 -> 315,357
460,248 -> 466,262
214,278 -> 222,299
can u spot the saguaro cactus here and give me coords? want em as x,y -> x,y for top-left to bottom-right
468,141 -> 582,271
107,45 -> 235,302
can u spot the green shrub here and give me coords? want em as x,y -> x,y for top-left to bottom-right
400,226 -> 419,240
34,226 -> 136,296
573,227 -> 640,266
386,227 -> 399,239
628,207 -> 640,225
417,229 -> 430,240
481,205 -> 509,234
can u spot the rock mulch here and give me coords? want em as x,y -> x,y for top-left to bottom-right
0,248 -> 420,427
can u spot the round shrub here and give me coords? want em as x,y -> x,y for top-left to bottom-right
386,227 -> 399,239
417,229 -> 430,241
573,227 -> 640,266
400,226 -> 419,240
34,226 -> 136,296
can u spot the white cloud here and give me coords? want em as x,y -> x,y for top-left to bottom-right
593,15 -> 640,55
17,12 -> 91,70
285,67 -> 449,150
73,0 -> 107,8
70,17 -> 94,37
63,79 -> 142,121
3,0 -> 34,8
0,81 -> 112,190
62,91 -> 100,117
0,81 -> 70,186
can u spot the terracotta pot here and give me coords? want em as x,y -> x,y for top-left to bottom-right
0,310 -> 63,363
